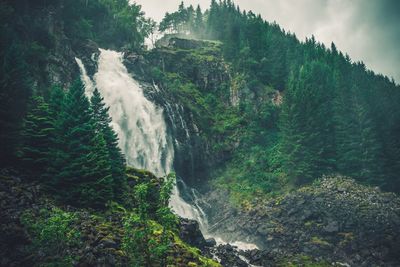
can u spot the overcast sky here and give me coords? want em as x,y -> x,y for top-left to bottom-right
133,0 -> 400,83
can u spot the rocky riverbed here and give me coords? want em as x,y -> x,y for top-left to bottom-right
198,176 -> 400,266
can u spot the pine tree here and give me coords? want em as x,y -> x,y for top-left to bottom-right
46,85 -> 66,190
193,5 -> 204,37
279,72 -> 313,184
91,88 -> 126,202
48,85 -> 65,117
80,132 -> 114,208
54,80 -> 113,208
280,62 -> 336,184
334,83 -> 384,186
17,96 -> 55,180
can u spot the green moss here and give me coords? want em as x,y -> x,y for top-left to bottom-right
172,233 -> 221,267
304,221 -> 313,227
310,236 -> 332,247
338,232 -> 354,246
278,254 -> 331,267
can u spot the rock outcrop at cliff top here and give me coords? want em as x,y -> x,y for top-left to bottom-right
203,176 -> 400,266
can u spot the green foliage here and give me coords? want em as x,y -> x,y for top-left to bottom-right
278,254 -> 331,267
157,173 -> 179,266
17,96 -> 55,180
122,172 -> 178,266
159,2 -> 198,35
159,1 -> 400,198
15,85 -> 127,208
50,80 -> 114,208
20,208 -> 81,266
280,62 -> 336,185
123,183 -> 164,266
334,82 -> 384,185
61,0 -> 154,50
48,85 -> 65,117
91,88 -> 127,201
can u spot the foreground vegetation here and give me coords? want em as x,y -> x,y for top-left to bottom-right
1,168 -> 220,266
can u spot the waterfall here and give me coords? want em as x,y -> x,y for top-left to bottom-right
75,49 -> 258,252
75,57 -> 95,97
75,49 -> 203,223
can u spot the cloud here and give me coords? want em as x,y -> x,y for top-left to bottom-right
133,0 -> 400,82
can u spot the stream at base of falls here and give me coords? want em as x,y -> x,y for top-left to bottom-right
75,49 -> 258,255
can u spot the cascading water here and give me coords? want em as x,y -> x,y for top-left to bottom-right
75,58 -> 95,97
75,49 -> 258,253
75,50 -> 203,223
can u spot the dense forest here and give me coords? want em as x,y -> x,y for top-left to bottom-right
156,0 -> 400,196
1,0 -> 400,266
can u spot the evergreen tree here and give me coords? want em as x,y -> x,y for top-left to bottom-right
186,5 -> 195,33
17,96 -> 55,180
156,173 -> 178,267
46,85 -> 66,189
91,88 -> 126,201
334,83 -> 384,185
48,85 -> 65,117
193,5 -> 204,37
80,132 -> 114,207
54,80 -> 113,208
280,62 -> 336,184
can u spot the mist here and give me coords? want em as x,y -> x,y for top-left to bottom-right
133,0 -> 400,82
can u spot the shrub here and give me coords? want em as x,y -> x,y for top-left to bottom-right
20,208 -> 81,266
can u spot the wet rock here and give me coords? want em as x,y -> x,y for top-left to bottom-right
178,218 -> 207,249
210,244 -> 248,267
205,238 -> 217,247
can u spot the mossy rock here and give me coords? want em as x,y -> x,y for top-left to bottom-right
278,254 -> 332,267
309,236 -> 332,247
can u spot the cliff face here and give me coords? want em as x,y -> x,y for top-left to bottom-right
7,3 -> 78,89
123,37 -> 282,189
150,38 -> 233,185
120,37 -> 237,186
152,37 -> 231,93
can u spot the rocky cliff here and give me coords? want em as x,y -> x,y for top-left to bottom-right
122,37 -> 237,186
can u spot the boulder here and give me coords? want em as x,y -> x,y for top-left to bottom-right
178,218 -> 207,249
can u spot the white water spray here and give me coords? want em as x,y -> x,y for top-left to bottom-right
75,57 -> 94,97
75,49 -> 258,252
76,49 -> 202,222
